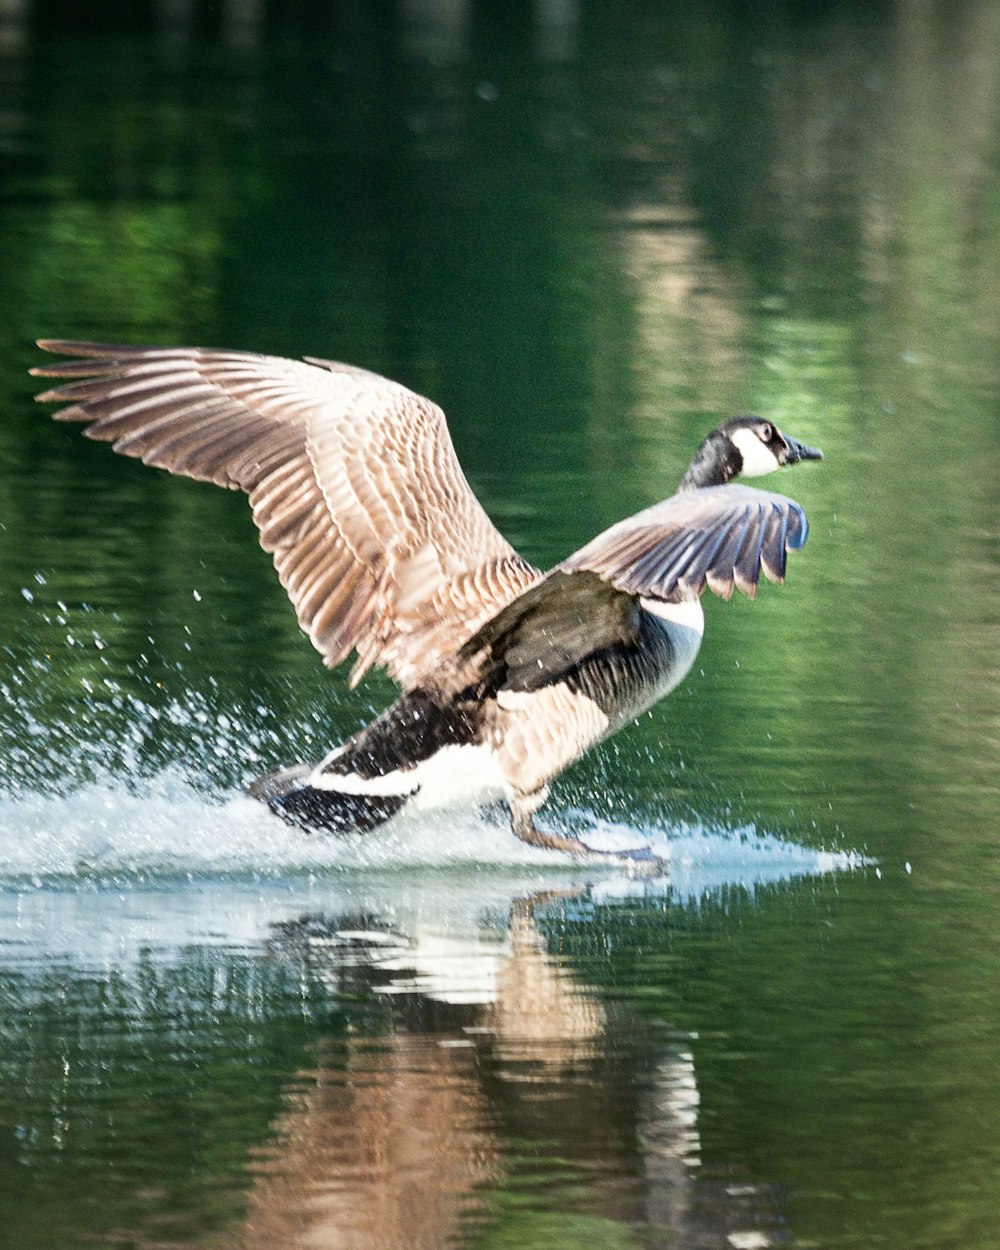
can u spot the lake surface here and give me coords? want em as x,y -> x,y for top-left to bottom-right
1,2 -> 1000,1247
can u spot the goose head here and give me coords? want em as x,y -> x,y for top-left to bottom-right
678,415 -> 823,492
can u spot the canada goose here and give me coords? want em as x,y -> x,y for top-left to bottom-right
32,341 -> 822,860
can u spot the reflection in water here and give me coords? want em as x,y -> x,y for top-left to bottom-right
244,1033 -> 497,1249
0,812 -> 851,1250
243,951 -> 500,1248
0,868 -> 804,1248
0,0 -> 27,56
242,891 -> 756,1250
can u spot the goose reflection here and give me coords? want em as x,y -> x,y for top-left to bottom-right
241,890 -> 759,1250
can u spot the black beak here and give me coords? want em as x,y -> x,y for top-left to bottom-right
781,435 -> 824,466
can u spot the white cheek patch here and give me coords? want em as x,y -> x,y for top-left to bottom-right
729,427 -> 782,478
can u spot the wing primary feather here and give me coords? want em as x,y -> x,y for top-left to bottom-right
558,486 -> 809,604
732,501 -> 765,596
109,397 -> 237,454
33,372 -> 181,404
683,517 -> 737,592
706,512 -> 754,591
760,503 -> 790,582
104,406 -> 242,470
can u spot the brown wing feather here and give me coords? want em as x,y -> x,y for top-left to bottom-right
560,483 -> 809,601
423,484 -> 809,701
33,340 -> 539,689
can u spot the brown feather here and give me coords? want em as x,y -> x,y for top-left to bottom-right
561,484 -> 808,604
34,341 -> 538,689
34,344 -> 810,705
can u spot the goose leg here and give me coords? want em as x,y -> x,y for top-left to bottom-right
508,789 -> 666,869
509,788 -> 593,855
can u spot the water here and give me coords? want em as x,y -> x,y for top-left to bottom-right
1,2 -> 1000,1248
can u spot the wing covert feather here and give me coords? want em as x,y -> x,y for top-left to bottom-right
560,484 -> 809,602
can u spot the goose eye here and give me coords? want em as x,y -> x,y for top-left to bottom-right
758,422 -> 774,442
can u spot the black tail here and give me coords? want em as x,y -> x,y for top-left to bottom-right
247,761 -> 409,835
247,687 -> 481,835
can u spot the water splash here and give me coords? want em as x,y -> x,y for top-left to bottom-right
0,658 -> 865,976
0,767 -> 863,981
0,739 -> 865,880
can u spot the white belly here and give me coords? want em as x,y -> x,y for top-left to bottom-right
407,743 -> 511,811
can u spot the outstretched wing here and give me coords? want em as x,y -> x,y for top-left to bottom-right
32,340 -> 540,689
560,483 -> 809,600
429,484 -> 810,695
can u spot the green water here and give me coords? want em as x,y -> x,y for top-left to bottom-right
1,3 -> 1000,1248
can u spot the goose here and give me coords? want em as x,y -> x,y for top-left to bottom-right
32,340 -> 822,860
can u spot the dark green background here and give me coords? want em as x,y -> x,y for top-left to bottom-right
1,2 -> 999,1247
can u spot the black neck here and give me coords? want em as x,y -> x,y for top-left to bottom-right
678,431 -> 741,491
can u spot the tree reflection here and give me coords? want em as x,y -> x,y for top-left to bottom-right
244,889 -> 764,1250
